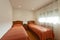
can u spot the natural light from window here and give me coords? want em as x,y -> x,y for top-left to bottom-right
38,16 -> 59,24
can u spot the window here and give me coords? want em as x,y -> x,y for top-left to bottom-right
38,16 -> 59,24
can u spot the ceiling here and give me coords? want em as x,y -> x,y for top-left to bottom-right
10,0 -> 54,11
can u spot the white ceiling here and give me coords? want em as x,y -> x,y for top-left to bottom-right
10,0 -> 54,11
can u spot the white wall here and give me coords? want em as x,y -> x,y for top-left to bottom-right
0,0 -> 12,39
57,0 -> 60,40
13,9 -> 35,24
35,1 -> 60,40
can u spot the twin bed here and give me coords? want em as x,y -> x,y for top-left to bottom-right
0,21 -> 30,40
27,21 -> 54,40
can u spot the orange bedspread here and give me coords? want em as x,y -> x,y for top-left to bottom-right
0,24 -> 30,40
28,24 -> 54,40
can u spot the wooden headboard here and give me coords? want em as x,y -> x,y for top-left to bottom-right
13,21 -> 23,25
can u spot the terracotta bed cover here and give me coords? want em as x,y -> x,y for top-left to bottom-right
28,24 -> 54,40
0,24 -> 30,40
